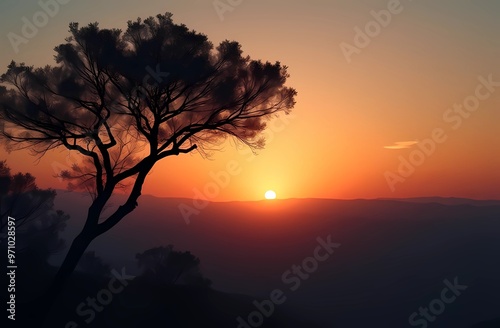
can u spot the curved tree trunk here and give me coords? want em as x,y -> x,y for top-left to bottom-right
33,163 -> 153,326
35,229 -> 95,326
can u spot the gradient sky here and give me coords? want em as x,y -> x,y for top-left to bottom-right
1,0 -> 499,201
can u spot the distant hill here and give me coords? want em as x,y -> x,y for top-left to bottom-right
378,196 -> 500,207
50,191 -> 500,328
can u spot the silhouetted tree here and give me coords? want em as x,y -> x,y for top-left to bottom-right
136,245 -> 211,287
0,160 -> 65,236
0,161 -> 68,271
0,12 -> 296,315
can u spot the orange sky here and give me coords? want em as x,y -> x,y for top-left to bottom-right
1,0 -> 499,200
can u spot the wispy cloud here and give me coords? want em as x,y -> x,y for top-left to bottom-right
383,141 -> 418,150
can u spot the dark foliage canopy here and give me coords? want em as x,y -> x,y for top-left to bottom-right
0,12 -> 296,198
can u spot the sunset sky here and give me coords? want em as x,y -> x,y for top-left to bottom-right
1,0 -> 499,201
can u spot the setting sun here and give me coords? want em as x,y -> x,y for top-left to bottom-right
264,190 -> 277,200
1,2 -> 499,326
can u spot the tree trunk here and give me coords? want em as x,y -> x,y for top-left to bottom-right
36,229 -> 94,326
32,165 -> 152,325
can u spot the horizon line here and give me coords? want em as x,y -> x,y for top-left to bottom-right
51,190 -> 500,203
